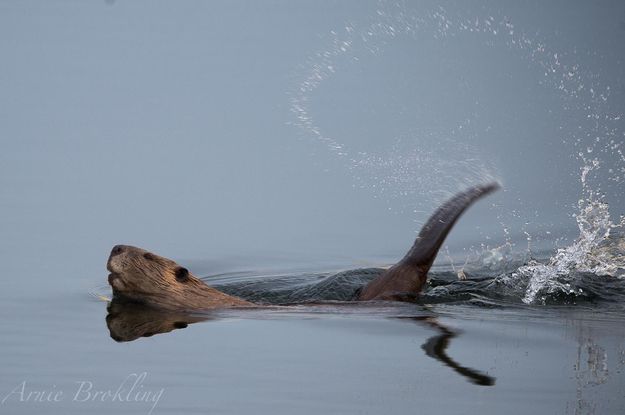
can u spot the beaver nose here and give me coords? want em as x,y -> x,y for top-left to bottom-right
110,245 -> 125,257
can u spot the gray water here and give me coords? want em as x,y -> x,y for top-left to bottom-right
2,1 -> 625,414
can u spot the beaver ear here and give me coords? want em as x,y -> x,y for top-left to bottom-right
175,267 -> 189,282
143,252 -> 156,261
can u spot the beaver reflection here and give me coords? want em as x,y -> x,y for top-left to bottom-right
106,301 -> 212,342
105,300 -> 495,386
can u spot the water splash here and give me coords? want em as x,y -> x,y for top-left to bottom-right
420,159 -> 625,306
291,1 -> 624,209
347,130 -> 499,209
290,3 -> 510,212
504,155 -> 623,304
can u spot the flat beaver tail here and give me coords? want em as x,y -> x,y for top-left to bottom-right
359,182 -> 500,301
401,182 -> 500,268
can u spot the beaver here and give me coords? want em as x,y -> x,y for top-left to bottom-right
107,183 -> 499,311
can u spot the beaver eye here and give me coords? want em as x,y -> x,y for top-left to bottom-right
175,267 -> 189,282
143,253 -> 156,261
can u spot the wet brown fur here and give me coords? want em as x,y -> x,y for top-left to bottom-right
358,263 -> 429,301
107,245 -> 252,311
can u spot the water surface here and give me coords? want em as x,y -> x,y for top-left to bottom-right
1,1 -> 625,414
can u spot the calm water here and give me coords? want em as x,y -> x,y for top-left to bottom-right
1,251 -> 625,414
2,1 -> 625,414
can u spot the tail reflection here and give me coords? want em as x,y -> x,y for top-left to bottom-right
105,300 -> 494,386
399,316 -> 495,386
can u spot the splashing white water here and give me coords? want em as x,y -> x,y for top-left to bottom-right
516,161 -> 625,304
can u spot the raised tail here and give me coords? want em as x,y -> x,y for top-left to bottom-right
402,182 -> 500,268
359,182 -> 500,301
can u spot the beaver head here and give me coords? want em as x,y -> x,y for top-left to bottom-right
107,244 -> 191,294
106,245 -> 252,311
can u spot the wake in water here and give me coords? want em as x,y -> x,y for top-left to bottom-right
212,219 -> 625,309
399,160 -> 625,307
210,163 -> 625,308
497,161 -> 625,305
